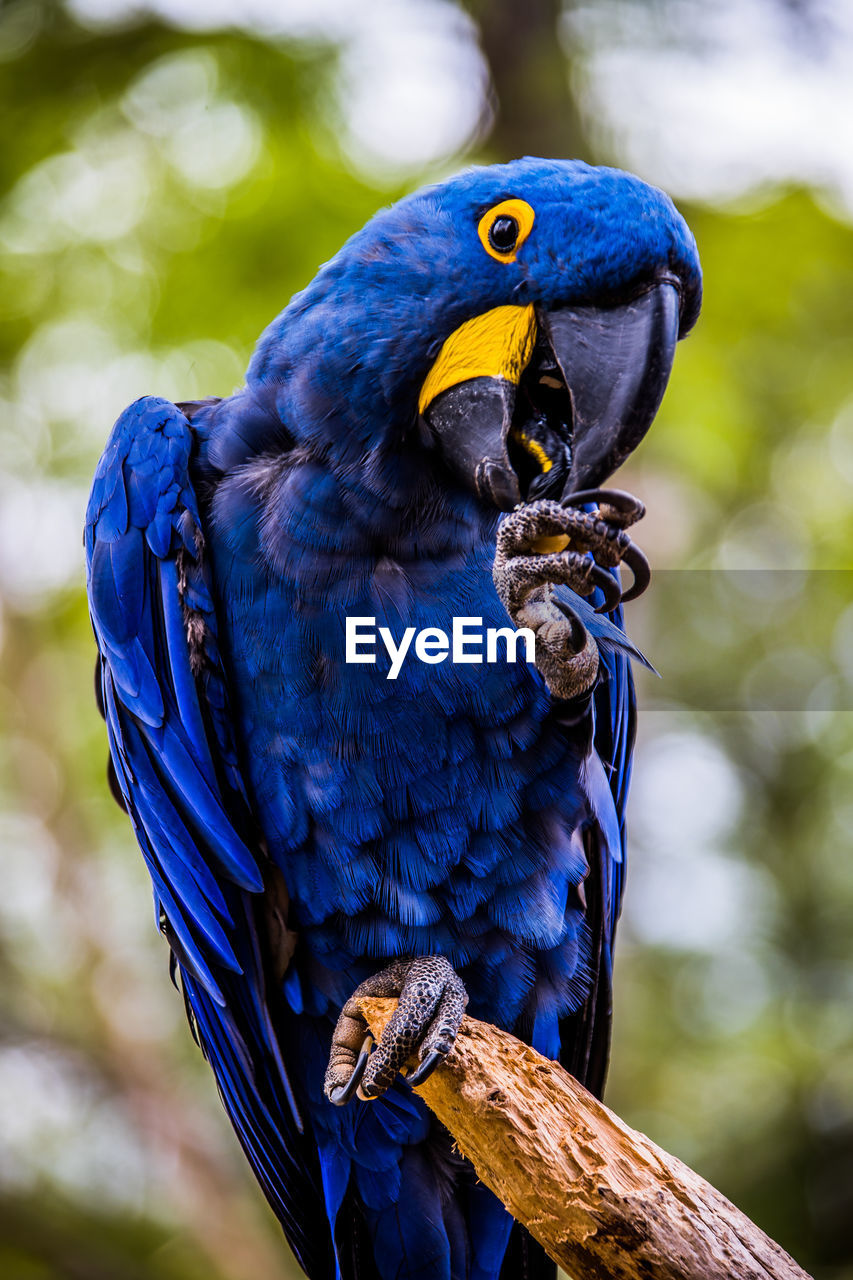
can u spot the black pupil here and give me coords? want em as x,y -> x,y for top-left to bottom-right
488,215 -> 519,253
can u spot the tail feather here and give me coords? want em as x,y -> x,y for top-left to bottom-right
499,1226 -> 557,1280
357,1142 -> 464,1280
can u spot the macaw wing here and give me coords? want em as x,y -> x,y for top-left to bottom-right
86,395 -> 263,994
554,590 -> 638,1098
85,396 -> 332,1275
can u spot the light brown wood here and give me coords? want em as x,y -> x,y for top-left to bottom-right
358,997 -> 812,1280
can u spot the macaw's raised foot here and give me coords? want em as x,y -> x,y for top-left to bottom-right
324,957 -> 468,1106
493,488 -> 648,701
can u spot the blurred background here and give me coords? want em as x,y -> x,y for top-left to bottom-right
1,0 -> 852,1275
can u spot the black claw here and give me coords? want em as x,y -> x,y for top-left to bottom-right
406,1049 -> 446,1088
327,957 -> 467,1103
562,487 -> 645,525
590,565 -> 622,614
553,597 -> 590,655
328,1034 -> 373,1106
620,541 -> 651,603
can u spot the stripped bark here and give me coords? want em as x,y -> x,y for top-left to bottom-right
358,997 -> 811,1280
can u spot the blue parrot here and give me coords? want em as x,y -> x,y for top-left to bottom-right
86,158 -> 701,1280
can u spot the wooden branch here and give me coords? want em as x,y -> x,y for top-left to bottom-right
358,998 -> 811,1280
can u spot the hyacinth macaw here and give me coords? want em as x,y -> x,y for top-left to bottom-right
86,158 -> 701,1280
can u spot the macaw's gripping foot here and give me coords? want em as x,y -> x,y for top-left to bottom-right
324,957 -> 468,1106
492,488 -> 648,701
495,489 -> 648,616
561,488 -> 649,604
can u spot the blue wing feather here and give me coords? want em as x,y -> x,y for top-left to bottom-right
553,583 -> 656,673
86,396 -> 332,1278
593,596 -> 638,945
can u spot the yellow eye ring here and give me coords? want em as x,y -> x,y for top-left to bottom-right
478,198 -> 535,262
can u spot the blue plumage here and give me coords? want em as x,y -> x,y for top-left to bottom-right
86,159 -> 701,1280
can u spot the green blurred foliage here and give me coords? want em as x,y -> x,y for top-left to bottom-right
1,2 -> 851,1278
608,184 -> 853,1272
0,1193 -> 238,1280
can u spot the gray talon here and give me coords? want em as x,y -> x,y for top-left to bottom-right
552,597 -> 589,654
591,565 -> 622,614
406,1048 -> 446,1088
492,492 -> 648,699
562,487 -> 645,527
621,540 -> 651,603
325,956 -> 467,1105
327,1034 -> 373,1106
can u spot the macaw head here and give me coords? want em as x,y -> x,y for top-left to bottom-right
250,158 -> 701,511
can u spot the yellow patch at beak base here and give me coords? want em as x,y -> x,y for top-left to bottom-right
418,304 -> 537,416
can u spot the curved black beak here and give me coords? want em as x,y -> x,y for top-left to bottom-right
419,377 -> 522,509
421,279 -> 682,510
541,279 -> 681,491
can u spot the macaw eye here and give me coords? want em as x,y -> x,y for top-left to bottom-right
478,199 -> 535,263
488,216 -> 518,253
